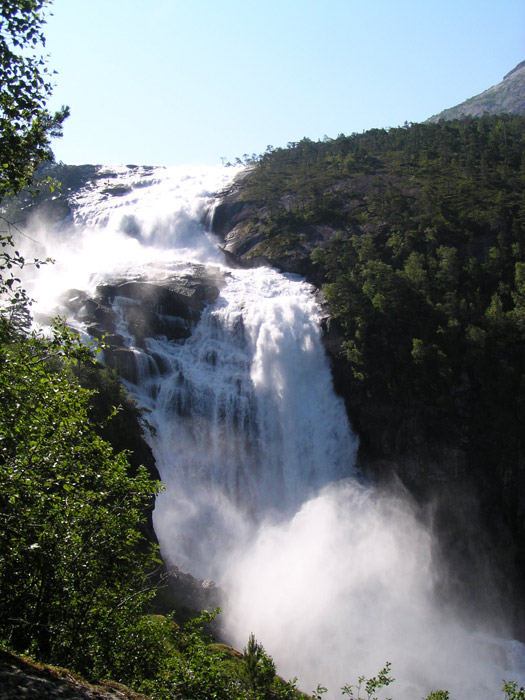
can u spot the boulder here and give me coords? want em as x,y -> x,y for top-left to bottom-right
62,264 -> 228,351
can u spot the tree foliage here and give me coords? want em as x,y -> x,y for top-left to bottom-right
0,315 -> 164,675
0,158 -> 298,697
341,662 -> 394,700
0,0 -> 167,684
503,680 -> 525,700
0,0 -> 68,199
243,633 -> 277,697
133,616 -> 302,700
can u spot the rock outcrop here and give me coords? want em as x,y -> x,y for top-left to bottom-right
427,60 -> 525,122
210,177 -> 338,277
59,263 -> 228,384
0,649 -> 149,700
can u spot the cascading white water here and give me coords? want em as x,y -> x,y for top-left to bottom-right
23,164 -> 525,699
140,265 -> 357,577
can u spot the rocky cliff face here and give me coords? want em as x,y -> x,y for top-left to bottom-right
58,264 -> 227,384
427,60 -> 525,122
211,177 -> 339,281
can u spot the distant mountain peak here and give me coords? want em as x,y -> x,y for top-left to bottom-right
504,60 -> 525,80
427,60 -> 525,122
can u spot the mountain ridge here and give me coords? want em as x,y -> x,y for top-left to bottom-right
427,60 -> 525,122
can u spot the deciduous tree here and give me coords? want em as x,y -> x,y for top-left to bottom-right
0,0 -> 68,200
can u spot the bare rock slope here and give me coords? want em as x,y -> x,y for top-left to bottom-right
428,60 -> 525,122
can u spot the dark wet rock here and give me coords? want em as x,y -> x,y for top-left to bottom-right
164,566 -> 222,616
62,265 -> 228,350
151,352 -> 172,375
101,185 -> 132,197
102,347 -> 141,384
61,265 -> 229,389
117,303 -> 193,344
96,264 -> 226,325
61,290 -> 118,335
86,326 -> 124,348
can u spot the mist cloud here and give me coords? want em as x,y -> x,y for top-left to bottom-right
222,480 -> 524,699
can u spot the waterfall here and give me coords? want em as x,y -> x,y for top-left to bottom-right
24,164 -> 525,700
137,264 -> 357,577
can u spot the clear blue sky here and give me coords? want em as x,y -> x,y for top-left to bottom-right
43,0 -> 524,166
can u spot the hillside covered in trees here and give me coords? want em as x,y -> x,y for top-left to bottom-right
213,115 -> 525,614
